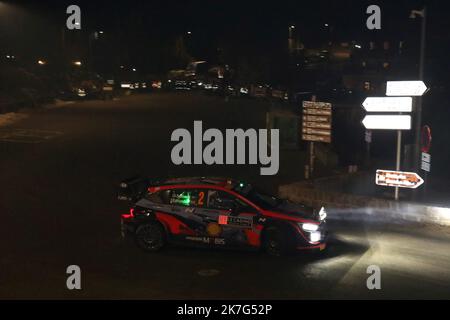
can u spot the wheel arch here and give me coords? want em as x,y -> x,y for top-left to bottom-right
260,219 -> 297,244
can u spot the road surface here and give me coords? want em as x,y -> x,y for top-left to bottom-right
1,93 -> 449,299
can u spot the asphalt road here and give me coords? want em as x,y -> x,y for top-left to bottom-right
1,92 -> 450,299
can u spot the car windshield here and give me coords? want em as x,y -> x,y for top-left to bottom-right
234,184 -> 281,210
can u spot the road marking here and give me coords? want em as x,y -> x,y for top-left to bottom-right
197,269 -> 220,277
0,129 -> 63,144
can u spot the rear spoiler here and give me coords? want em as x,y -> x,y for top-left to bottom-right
117,176 -> 160,201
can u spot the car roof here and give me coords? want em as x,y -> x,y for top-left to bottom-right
157,177 -> 237,188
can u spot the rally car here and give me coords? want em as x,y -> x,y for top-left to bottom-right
119,177 -> 327,256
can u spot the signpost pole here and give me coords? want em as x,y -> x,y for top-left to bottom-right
424,166 -> 428,199
310,141 -> 315,179
414,7 -> 427,185
310,96 -> 316,180
395,130 -> 402,200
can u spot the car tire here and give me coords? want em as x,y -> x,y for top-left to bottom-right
262,226 -> 290,256
135,223 -> 166,252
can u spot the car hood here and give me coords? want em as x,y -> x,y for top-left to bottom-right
265,200 -> 317,222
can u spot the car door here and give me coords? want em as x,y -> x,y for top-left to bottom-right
164,188 -> 229,246
203,189 -> 262,248
163,188 -> 211,240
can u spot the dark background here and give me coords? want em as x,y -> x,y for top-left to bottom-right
1,0 -> 449,180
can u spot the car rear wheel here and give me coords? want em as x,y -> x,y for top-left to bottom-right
135,223 -> 166,252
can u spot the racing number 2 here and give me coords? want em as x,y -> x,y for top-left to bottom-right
198,191 -> 205,206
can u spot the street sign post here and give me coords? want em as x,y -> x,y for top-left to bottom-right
376,170 -> 424,189
386,81 -> 428,96
362,97 -> 413,112
362,84 -> 419,200
302,101 -> 332,143
302,100 -> 332,179
362,115 -> 411,130
301,134 -> 331,143
364,130 -> 372,166
420,125 -> 432,197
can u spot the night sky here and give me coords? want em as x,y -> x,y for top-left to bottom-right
3,0 -> 449,75
1,1 -> 449,175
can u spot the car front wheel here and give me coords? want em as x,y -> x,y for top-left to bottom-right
135,223 -> 166,252
263,227 -> 289,256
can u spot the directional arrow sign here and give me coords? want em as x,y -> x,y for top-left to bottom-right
302,115 -> 330,123
362,97 -> 412,112
386,81 -> 427,96
302,128 -> 331,136
303,121 -> 331,129
302,134 -> 331,143
376,169 -> 424,189
362,115 -> 411,130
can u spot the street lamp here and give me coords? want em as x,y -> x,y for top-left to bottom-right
409,7 -> 427,182
288,25 -> 295,53
37,60 -> 46,65
73,61 -> 82,66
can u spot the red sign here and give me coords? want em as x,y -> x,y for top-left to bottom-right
421,125 -> 432,153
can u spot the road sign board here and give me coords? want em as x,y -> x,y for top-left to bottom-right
362,97 -> 413,112
303,121 -> 331,129
302,127 -> 331,136
303,101 -> 331,109
421,152 -> 431,163
386,81 -> 427,96
421,162 -> 430,172
302,115 -> 330,123
362,115 -> 411,130
421,125 -> 432,153
421,152 -> 431,172
376,169 -> 424,189
303,108 -> 332,116
302,101 -> 332,143
302,134 -> 331,143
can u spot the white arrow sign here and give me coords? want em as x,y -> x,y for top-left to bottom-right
362,115 -> 411,130
362,97 -> 412,112
376,169 -> 424,189
386,81 -> 427,96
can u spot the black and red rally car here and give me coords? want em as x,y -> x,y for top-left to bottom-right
119,177 -> 327,256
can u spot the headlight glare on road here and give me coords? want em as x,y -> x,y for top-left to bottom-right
301,223 -> 319,232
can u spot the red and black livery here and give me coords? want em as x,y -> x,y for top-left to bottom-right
119,177 -> 327,255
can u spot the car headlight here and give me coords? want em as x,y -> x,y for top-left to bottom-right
310,231 -> 321,242
301,223 -> 319,232
319,207 -> 327,221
